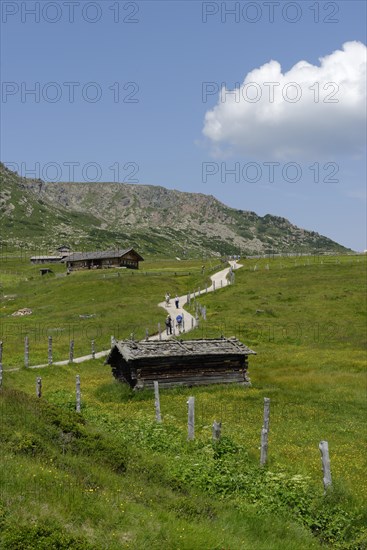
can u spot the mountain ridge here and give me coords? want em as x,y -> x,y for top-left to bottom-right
0,162 -> 350,256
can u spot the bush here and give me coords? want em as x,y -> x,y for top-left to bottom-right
1,521 -> 94,550
9,432 -> 45,457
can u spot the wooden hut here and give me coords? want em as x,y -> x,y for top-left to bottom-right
106,337 -> 256,389
30,255 -> 63,264
30,246 -> 71,264
62,248 -> 144,270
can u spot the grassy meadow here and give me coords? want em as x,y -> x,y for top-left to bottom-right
0,253 -> 366,549
0,256 -> 219,366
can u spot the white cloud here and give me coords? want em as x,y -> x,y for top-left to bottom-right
202,41 -> 366,160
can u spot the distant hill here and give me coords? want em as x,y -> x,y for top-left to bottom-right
0,162 -> 350,256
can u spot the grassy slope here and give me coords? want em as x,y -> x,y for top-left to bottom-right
0,258 -> 217,366
185,256 -> 367,495
0,383 -> 319,550
0,255 -> 366,549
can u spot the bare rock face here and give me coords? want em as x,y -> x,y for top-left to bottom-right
0,162 -> 349,256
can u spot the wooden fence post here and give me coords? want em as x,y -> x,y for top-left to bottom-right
191,317 -> 194,329
36,377 -> 42,398
0,341 -> 3,387
263,397 -> 270,433
260,427 -> 268,466
24,335 -> 29,368
220,280 -> 223,288
48,336 -> 52,366
212,420 -> 221,441
145,328 -> 149,341
213,280 -> 215,291
187,396 -> 195,440
182,313 -> 185,332
260,396 -> 270,465
91,340 -> 95,359
319,441 -> 332,492
69,340 -> 74,364
154,381 -> 162,423
76,375 -> 81,413
158,322 -> 162,341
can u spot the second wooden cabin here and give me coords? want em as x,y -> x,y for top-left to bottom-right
106,337 -> 256,389
63,248 -> 144,270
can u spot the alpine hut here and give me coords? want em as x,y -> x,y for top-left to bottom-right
106,337 -> 256,389
62,248 -> 144,270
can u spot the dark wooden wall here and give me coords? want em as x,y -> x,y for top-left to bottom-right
110,353 -> 248,389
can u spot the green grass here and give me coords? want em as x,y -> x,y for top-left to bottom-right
0,253 -> 366,549
184,256 -> 367,498
0,382 -> 321,550
0,257 -> 214,367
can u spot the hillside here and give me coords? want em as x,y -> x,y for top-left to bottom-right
0,162 -> 350,256
0,255 -> 366,549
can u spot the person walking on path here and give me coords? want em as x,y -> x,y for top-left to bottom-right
165,314 -> 172,335
176,314 -> 183,333
175,295 -> 179,308
165,292 -> 171,306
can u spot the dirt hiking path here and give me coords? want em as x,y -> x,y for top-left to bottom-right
152,260 -> 242,340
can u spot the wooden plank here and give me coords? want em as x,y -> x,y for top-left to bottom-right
139,375 -> 244,389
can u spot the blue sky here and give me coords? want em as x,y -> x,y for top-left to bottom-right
1,0 -> 366,251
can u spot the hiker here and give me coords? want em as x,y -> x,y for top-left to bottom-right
165,292 -> 170,306
165,314 -> 172,335
175,295 -> 179,308
176,314 -> 183,333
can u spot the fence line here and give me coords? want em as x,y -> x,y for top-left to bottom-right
24,378 -> 331,493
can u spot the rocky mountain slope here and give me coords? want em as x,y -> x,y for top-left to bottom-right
0,163 -> 349,256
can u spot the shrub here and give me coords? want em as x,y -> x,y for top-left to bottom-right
1,521 -> 94,550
